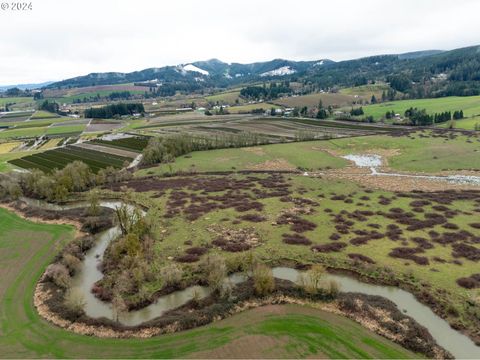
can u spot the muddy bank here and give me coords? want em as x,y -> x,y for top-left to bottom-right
34,278 -> 450,358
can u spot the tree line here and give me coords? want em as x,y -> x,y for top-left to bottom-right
404,107 -> 464,126
240,82 -> 292,101
84,103 -> 145,118
0,161 -> 131,203
141,132 -> 272,166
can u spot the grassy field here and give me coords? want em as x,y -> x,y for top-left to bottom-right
275,93 -> 361,108
362,95 -> 480,120
45,124 -> 86,136
227,103 -> 279,114
340,83 -> 391,99
137,140 -> 348,176
0,207 -> 415,358
438,116 -> 480,130
0,126 -> 47,139
0,97 -> 34,107
138,130 -> 480,176
30,111 -> 60,120
205,90 -> 243,105
324,131 -> 480,172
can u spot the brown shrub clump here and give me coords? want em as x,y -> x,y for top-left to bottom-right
175,253 -> 200,263
282,233 -> 312,246
185,247 -> 208,256
311,242 -> 347,253
456,275 -> 480,289
239,214 -> 266,223
389,247 -> 429,265
451,243 -> 480,261
329,233 -> 341,241
348,253 -> 376,264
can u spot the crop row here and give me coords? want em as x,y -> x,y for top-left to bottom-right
91,136 -> 149,152
9,145 -> 134,173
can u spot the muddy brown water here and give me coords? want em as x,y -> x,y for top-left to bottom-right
25,198 -> 480,358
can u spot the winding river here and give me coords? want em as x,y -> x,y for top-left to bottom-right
25,198 -> 480,358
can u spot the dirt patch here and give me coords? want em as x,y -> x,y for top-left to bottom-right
250,159 -> 296,171
209,225 -> 262,252
242,147 -> 266,156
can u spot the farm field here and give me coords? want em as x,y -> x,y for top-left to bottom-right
205,90 -> 243,105
43,85 -> 148,104
132,115 -> 383,143
339,83 -> 391,99
362,95 -> 480,120
45,124 -> 86,137
227,103 -> 279,114
0,142 -> 21,154
274,92 -> 362,108
30,110 -> 60,120
92,136 -> 149,152
84,119 -> 124,133
0,111 -> 34,122
8,145 -> 134,173
0,97 -> 34,107
0,206 -> 414,359
39,138 -> 62,150
0,126 -> 47,139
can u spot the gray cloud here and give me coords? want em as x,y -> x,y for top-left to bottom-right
1,0 -> 479,84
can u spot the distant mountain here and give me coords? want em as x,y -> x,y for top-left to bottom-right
46,45 -> 480,98
46,58 -> 334,90
0,81 -> 54,91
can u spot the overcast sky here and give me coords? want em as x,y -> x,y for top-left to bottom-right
1,0 -> 480,85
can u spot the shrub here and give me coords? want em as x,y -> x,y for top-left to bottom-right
63,289 -> 86,317
239,214 -> 266,222
44,263 -> 71,289
311,242 -> 347,253
252,264 -> 275,296
202,254 -> 228,296
282,233 -> 312,245
348,253 -> 376,264
185,247 -> 208,256
175,253 -> 200,263
160,264 -> 183,286
457,277 -> 479,289
299,264 -> 325,294
389,247 -> 429,265
62,254 -> 82,274
326,280 -> 340,297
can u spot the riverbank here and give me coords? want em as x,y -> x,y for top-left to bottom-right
34,276 -> 450,358
6,195 -> 480,358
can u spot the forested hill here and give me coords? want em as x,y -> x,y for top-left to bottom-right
46,45 -> 480,99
